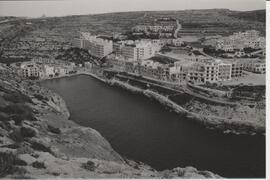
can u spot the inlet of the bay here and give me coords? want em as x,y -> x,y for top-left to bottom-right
41,75 -> 265,178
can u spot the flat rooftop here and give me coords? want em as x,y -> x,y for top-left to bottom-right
149,55 -> 178,64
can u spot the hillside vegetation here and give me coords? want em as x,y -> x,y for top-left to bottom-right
0,9 -> 266,63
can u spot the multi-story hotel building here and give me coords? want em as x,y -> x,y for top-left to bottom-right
20,63 -> 40,78
78,32 -> 113,58
187,63 -> 206,84
114,40 -> 156,61
218,63 -> 232,81
186,60 -> 234,84
230,62 -> 243,78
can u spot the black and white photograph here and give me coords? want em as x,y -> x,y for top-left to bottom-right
0,0 -> 267,179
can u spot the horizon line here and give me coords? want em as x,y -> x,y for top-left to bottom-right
0,8 -> 266,18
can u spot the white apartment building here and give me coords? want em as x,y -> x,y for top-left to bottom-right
20,63 -> 40,78
114,40 -> 156,61
187,63 -> 206,84
217,63 -> 232,81
169,61 -> 191,83
186,59 -> 234,84
73,38 -> 83,48
80,32 -> 113,58
132,25 -> 175,33
43,65 -> 55,77
215,30 -> 265,51
204,63 -> 219,83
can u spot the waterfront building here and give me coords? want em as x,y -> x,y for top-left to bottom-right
84,62 -> 93,69
121,45 -> 137,61
204,63 -> 219,83
169,60 -> 191,83
217,63 -> 232,81
19,63 -> 41,78
43,65 -> 55,77
187,63 -> 206,84
54,66 -> 68,76
114,40 -> 156,61
230,61 -> 243,78
185,59 -> 234,84
79,32 -> 113,58
17,58 -> 76,79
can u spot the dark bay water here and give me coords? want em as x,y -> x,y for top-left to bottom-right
41,75 -> 265,178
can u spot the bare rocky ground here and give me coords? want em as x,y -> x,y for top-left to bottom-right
0,66 -> 221,178
183,99 -> 265,126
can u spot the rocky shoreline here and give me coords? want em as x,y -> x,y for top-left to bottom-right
40,72 -> 265,136
0,68 -> 221,178
105,78 -> 265,136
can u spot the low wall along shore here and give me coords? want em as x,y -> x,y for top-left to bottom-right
108,78 -> 265,136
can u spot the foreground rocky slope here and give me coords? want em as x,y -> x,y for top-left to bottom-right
0,66 -> 221,178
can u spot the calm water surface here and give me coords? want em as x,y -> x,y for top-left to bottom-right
41,75 -> 265,178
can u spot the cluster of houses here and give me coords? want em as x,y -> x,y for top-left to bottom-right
73,32 -> 185,59
107,55 -> 265,85
132,24 -> 175,33
203,30 -> 266,52
13,58 -> 76,79
107,56 -> 243,84
73,30 -> 265,85
131,18 -> 181,38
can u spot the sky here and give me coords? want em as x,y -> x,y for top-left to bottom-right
0,0 -> 266,17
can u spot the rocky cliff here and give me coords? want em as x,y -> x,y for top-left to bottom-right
0,67 -> 221,178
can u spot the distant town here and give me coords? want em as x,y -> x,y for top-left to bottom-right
13,17 -> 265,88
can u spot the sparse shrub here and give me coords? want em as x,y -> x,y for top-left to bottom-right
47,125 -> 61,134
102,170 -> 114,174
34,94 -> 48,102
11,115 -> 24,126
3,92 -> 32,104
51,172 -> 60,176
134,164 -> 140,170
0,121 -> 11,131
14,159 -> 27,166
1,143 -> 20,149
0,152 -> 16,177
30,141 -> 52,154
11,166 -> 28,177
3,103 -> 31,115
9,129 -> 24,142
5,104 -> 36,125
17,144 -> 34,155
11,174 -> 32,179
0,113 -> 9,122
177,169 -> 185,176
198,171 -> 214,178
32,161 -> 46,169
162,170 -> 172,178
20,126 -> 37,138
81,160 -> 96,171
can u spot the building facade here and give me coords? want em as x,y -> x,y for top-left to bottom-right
79,32 -> 113,58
